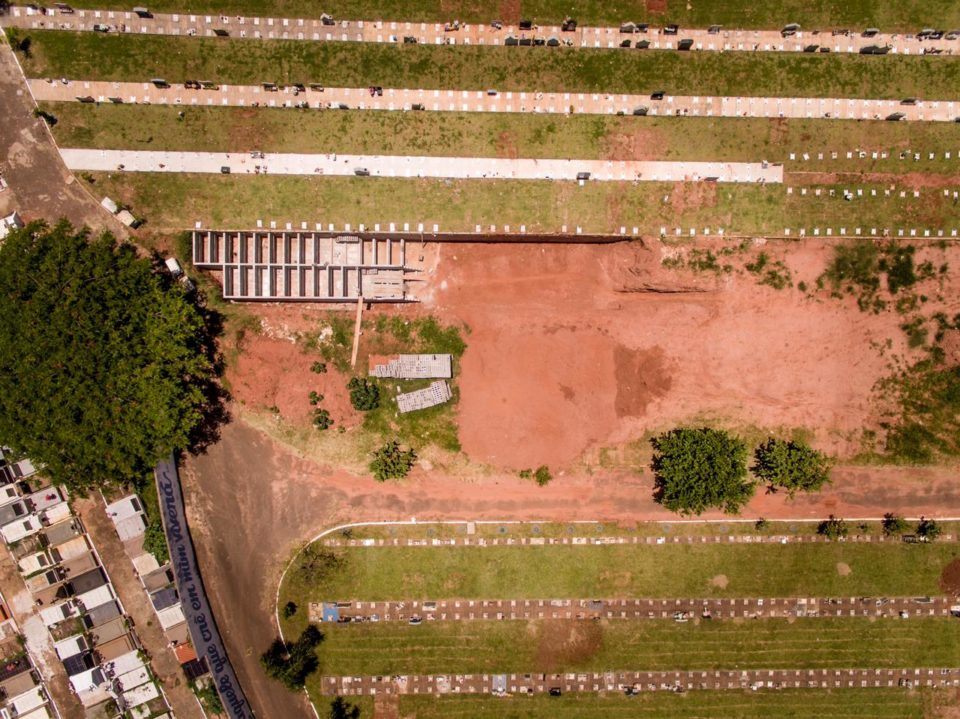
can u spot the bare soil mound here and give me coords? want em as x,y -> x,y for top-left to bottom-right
940,559 -> 960,595
534,619 -> 602,673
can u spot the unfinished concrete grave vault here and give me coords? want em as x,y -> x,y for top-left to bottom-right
191,230 -> 411,301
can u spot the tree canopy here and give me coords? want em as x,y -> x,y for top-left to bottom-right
0,221 -> 221,492
651,427 -> 753,515
260,625 -> 323,690
752,438 -> 832,496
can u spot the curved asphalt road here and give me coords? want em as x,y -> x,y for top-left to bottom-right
155,456 -> 255,719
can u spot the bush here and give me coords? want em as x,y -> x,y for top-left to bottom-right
282,601 -> 298,619
752,438 -> 832,496
533,466 -> 552,486
311,361 -> 328,374
347,377 -> 380,411
651,427 -> 753,515
817,515 -> 848,540
193,682 -> 224,715
882,513 -> 909,536
916,516 -> 942,541
370,440 -> 416,481
308,391 -> 323,406
142,519 -> 170,564
755,517 -> 769,531
312,408 -> 333,430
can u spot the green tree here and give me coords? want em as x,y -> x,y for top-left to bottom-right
0,222 -> 223,493
347,377 -> 380,411
882,513 -> 909,536
260,625 -> 324,691
817,515 -> 849,540
313,408 -> 333,430
752,438 -> 832,496
916,516 -> 942,542
651,428 -> 753,515
142,519 -> 170,564
370,440 -> 416,481
282,601 -> 298,619
329,696 -> 361,719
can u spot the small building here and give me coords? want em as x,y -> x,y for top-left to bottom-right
100,197 -> 118,214
396,381 -> 453,414
115,210 -> 138,227
370,354 -> 452,379
0,211 -> 23,240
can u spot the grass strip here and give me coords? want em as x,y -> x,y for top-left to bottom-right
278,542 -> 959,605
82,172 -> 960,235
20,32 -> 960,99
59,0 -> 960,33
44,102 -> 960,175
395,688 -> 932,719
302,617 -> 960,675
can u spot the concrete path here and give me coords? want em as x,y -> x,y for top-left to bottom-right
30,79 -> 960,122
6,5 -> 960,56
74,497 -> 206,719
0,551 -> 84,719
58,148 -> 781,183
316,595 -> 955,623
325,667 -> 960,696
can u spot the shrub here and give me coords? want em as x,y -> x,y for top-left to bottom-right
142,519 -> 170,564
347,377 -> 380,411
755,517 -> 769,531
916,516 -> 942,542
308,391 -> 323,406
817,515 -> 848,540
533,466 -> 552,486
311,361 -> 328,374
882,513 -> 909,536
752,438 -> 832,496
282,602 -> 298,619
313,408 -> 333,430
651,427 -> 753,515
370,441 -> 417,481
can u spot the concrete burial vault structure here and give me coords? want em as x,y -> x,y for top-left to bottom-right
191,229 -> 411,301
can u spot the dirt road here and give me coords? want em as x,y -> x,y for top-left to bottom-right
183,418 -> 960,718
0,43 -> 122,232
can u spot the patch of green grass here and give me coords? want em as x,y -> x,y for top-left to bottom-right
303,618 -> 960,676
306,314 -> 466,451
59,0 -> 960,32
45,104 -> 960,176
397,689 -> 933,719
279,542 -> 959,607
87,170 -> 960,238
21,32 -> 960,99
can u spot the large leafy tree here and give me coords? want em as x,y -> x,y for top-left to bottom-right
752,438 -> 832,496
651,427 -> 753,515
0,221 -> 220,492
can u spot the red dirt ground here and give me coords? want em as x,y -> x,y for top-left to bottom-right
228,329 -> 360,428
428,240 -> 955,469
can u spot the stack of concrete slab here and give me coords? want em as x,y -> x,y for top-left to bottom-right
370,353 -> 452,379
396,380 -> 452,413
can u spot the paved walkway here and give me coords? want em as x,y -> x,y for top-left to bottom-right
6,5 -> 959,56
74,497 -> 206,719
58,148 -> 782,183
30,79 -> 959,122
324,667 -> 960,696
316,595 -> 956,623
0,550 -> 84,719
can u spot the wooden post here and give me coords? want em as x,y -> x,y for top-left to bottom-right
350,296 -> 363,369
